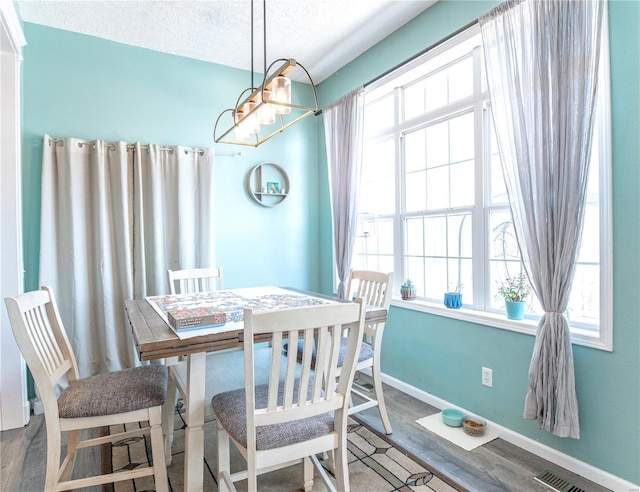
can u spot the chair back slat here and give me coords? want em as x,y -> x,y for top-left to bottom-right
296,331 -> 314,404
4,287 -> 79,394
245,300 -> 365,430
347,269 -> 393,308
167,267 -> 223,294
282,329 -> 300,409
26,304 -> 65,376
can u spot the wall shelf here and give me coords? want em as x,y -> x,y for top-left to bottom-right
247,162 -> 290,207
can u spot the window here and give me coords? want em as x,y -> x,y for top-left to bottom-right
353,26 -> 612,350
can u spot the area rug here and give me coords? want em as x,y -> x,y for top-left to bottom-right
415,413 -> 498,452
103,410 -> 464,491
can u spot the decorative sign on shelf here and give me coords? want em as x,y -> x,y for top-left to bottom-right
247,162 -> 290,207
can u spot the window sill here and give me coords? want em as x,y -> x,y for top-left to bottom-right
389,297 -> 611,351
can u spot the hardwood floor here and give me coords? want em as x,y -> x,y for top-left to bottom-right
351,377 -> 609,492
1,350 -> 610,492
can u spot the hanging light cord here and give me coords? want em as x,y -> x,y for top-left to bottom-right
263,0 -> 267,77
250,0 -> 254,89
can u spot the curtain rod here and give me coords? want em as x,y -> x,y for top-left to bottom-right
48,137 -> 241,157
316,18 -> 479,115
364,18 -> 479,89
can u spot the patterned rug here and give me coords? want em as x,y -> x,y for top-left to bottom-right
103,409 -> 464,491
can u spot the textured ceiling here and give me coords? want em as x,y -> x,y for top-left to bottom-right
18,0 -> 437,83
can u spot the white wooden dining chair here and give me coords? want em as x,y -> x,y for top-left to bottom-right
342,269 -> 394,434
211,299 -> 366,492
167,266 -> 224,294
163,266 -> 224,460
4,286 -> 168,491
289,270 -> 394,434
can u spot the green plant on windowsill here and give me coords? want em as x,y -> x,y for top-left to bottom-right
497,273 -> 531,302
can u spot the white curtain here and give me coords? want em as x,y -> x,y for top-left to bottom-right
39,136 -> 215,377
133,144 -> 215,298
323,87 -> 366,299
480,0 -> 604,438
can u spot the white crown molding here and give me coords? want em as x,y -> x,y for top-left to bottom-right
373,370 -> 639,491
0,1 -> 26,54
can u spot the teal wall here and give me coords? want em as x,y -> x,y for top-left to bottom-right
316,0 -> 640,485
21,24 -> 321,295
19,0 -> 640,484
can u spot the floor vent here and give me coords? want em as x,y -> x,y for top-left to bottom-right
534,469 -> 586,492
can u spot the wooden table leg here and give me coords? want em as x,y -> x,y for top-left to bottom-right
183,352 -> 206,491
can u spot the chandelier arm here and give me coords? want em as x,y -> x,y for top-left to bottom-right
260,58 -> 319,112
262,57 -> 291,87
290,61 -> 319,111
234,87 -> 257,112
213,108 -> 236,141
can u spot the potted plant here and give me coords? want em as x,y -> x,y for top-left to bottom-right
498,273 -> 530,320
400,279 -> 416,300
444,283 -> 462,309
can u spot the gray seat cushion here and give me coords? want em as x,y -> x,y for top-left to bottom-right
286,337 -> 374,366
57,364 -> 168,418
212,382 -> 334,450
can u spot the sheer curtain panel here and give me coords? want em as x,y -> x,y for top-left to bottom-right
323,87 -> 366,299
480,0 -> 605,438
39,136 -> 215,377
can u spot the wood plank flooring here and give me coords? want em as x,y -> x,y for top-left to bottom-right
1,350 -> 610,491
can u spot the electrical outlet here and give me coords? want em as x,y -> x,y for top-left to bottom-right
482,367 -> 493,387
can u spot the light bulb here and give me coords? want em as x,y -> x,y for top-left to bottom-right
234,109 -> 250,142
243,101 -> 260,134
258,89 -> 276,125
272,75 -> 291,115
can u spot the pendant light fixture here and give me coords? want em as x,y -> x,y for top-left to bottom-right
213,0 -> 318,147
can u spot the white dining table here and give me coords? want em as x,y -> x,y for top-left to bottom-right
125,286 -> 387,491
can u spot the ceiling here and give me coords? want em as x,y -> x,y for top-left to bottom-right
18,0 -> 437,83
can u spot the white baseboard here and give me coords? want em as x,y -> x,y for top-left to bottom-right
377,371 -> 639,492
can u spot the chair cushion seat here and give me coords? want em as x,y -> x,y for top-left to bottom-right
212,383 -> 334,450
287,337 -> 374,367
57,364 -> 168,418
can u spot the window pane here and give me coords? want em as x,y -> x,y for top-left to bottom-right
448,56 -> 473,103
445,214 -> 472,295
406,256 -> 426,298
424,257 -> 447,300
449,112 -> 474,163
426,166 -> 449,210
406,217 -> 424,256
406,170 -> 427,212
426,123 -> 448,168
361,139 -> 395,215
579,205 -> 599,263
487,111 -> 508,204
353,217 -> 395,272
424,71 -> 448,113
404,83 -> 425,121
403,55 -> 474,120
489,210 -> 522,309
567,263 -> 600,328
405,130 -> 426,173
366,94 -> 394,135
424,216 -> 447,256
450,160 -> 474,208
